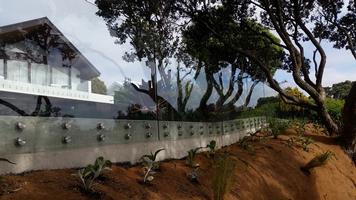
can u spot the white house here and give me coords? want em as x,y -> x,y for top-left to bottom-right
0,17 -> 113,104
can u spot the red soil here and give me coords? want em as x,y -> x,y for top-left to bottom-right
0,125 -> 355,200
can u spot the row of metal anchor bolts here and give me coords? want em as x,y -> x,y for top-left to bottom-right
14,119 -> 265,132
11,120 -> 264,147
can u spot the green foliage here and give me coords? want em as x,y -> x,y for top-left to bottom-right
286,135 -> 314,152
308,98 -> 344,128
181,6 -> 283,116
256,96 -> 280,107
96,0 -> 178,63
186,147 -> 203,168
77,157 -> 112,192
212,153 -> 236,200
141,148 -> 165,170
312,123 -> 328,135
206,140 -> 217,157
325,98 -> 344,123
246,95 -> 344,130
291,120 -> 307,135
299,136 -> 314,152
238,101 -> 279,118
286,137 -> 295,149
91,78 -> 107,95
238,136 -> 255,153
268,118 -> 289,139
279,87 -> 309,114
301,151 -> 335,175
141,148 -> 165,183
324,80 -> 353,99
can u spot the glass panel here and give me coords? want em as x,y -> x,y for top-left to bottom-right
0,0 -> 269,123
7,60 -> 29,83
31,63 -> 48,85
51,66 -> 69,88
0,59 -> 4,79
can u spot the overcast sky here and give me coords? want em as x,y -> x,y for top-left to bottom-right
0,0 -> 354,101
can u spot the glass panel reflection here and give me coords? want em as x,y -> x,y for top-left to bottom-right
0,1 -> 272,122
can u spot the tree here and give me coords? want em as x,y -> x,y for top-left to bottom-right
181,6 -> 282,113
174,0 -> 355,156
315,0 -> 356,157
279,87 -> 308,114
315,0 -> 356,60
176,63 -> 194,115
343,83 -> 356,161
324,81 -> 353,99
95,0 -> 180,118
91,78 -> 107,95
185,0 -> 335,134
234,0 -> 355,157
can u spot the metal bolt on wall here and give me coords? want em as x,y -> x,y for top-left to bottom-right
0,116 -> 265,155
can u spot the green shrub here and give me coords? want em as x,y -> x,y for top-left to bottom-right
268,118 -> 289,139
140,148 -> 165,183
206,140 -> 217,157
300,136 -> 314,152
312,123 -> 329,135
186,147 -> 203,168
238,136 -> 254,153
212,153 -> 236,200
77,157 -> 111,192
300,151 -> 335,175
325,98 -> 344,123
291,120 -> 307,135
310,98 -> 344,127
286,136 -> 314,152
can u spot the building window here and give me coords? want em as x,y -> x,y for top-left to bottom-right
0,59 -> 4,79
6,60 -> 29,83
51,66 -> 70,88
31,63 -> 48,86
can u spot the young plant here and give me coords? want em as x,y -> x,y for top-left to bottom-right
186,147 -> 202,168
313,123 -> 329,135
292,120 -> 307,135
300,136 -> 314,152
286,137 -> 296,148
268,118 -> 289,139
77,157 -> 111,192
140,148 -> 165,183
238,136 -> 254,153
300,151 -> 335,175
212,153 -> 236,200
206,140 -> 217,157
187,165 -> 200,183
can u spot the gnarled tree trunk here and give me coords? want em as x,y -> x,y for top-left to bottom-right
342,82 -> 356,162
198,70 -> 214,111
316,101 -> 340,135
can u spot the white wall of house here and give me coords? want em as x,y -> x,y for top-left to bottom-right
0,44 -> 113,104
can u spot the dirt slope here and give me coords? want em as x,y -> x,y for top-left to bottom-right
0,125 -> 355,200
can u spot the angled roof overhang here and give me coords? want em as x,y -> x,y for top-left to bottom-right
0,17 -> 101,80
